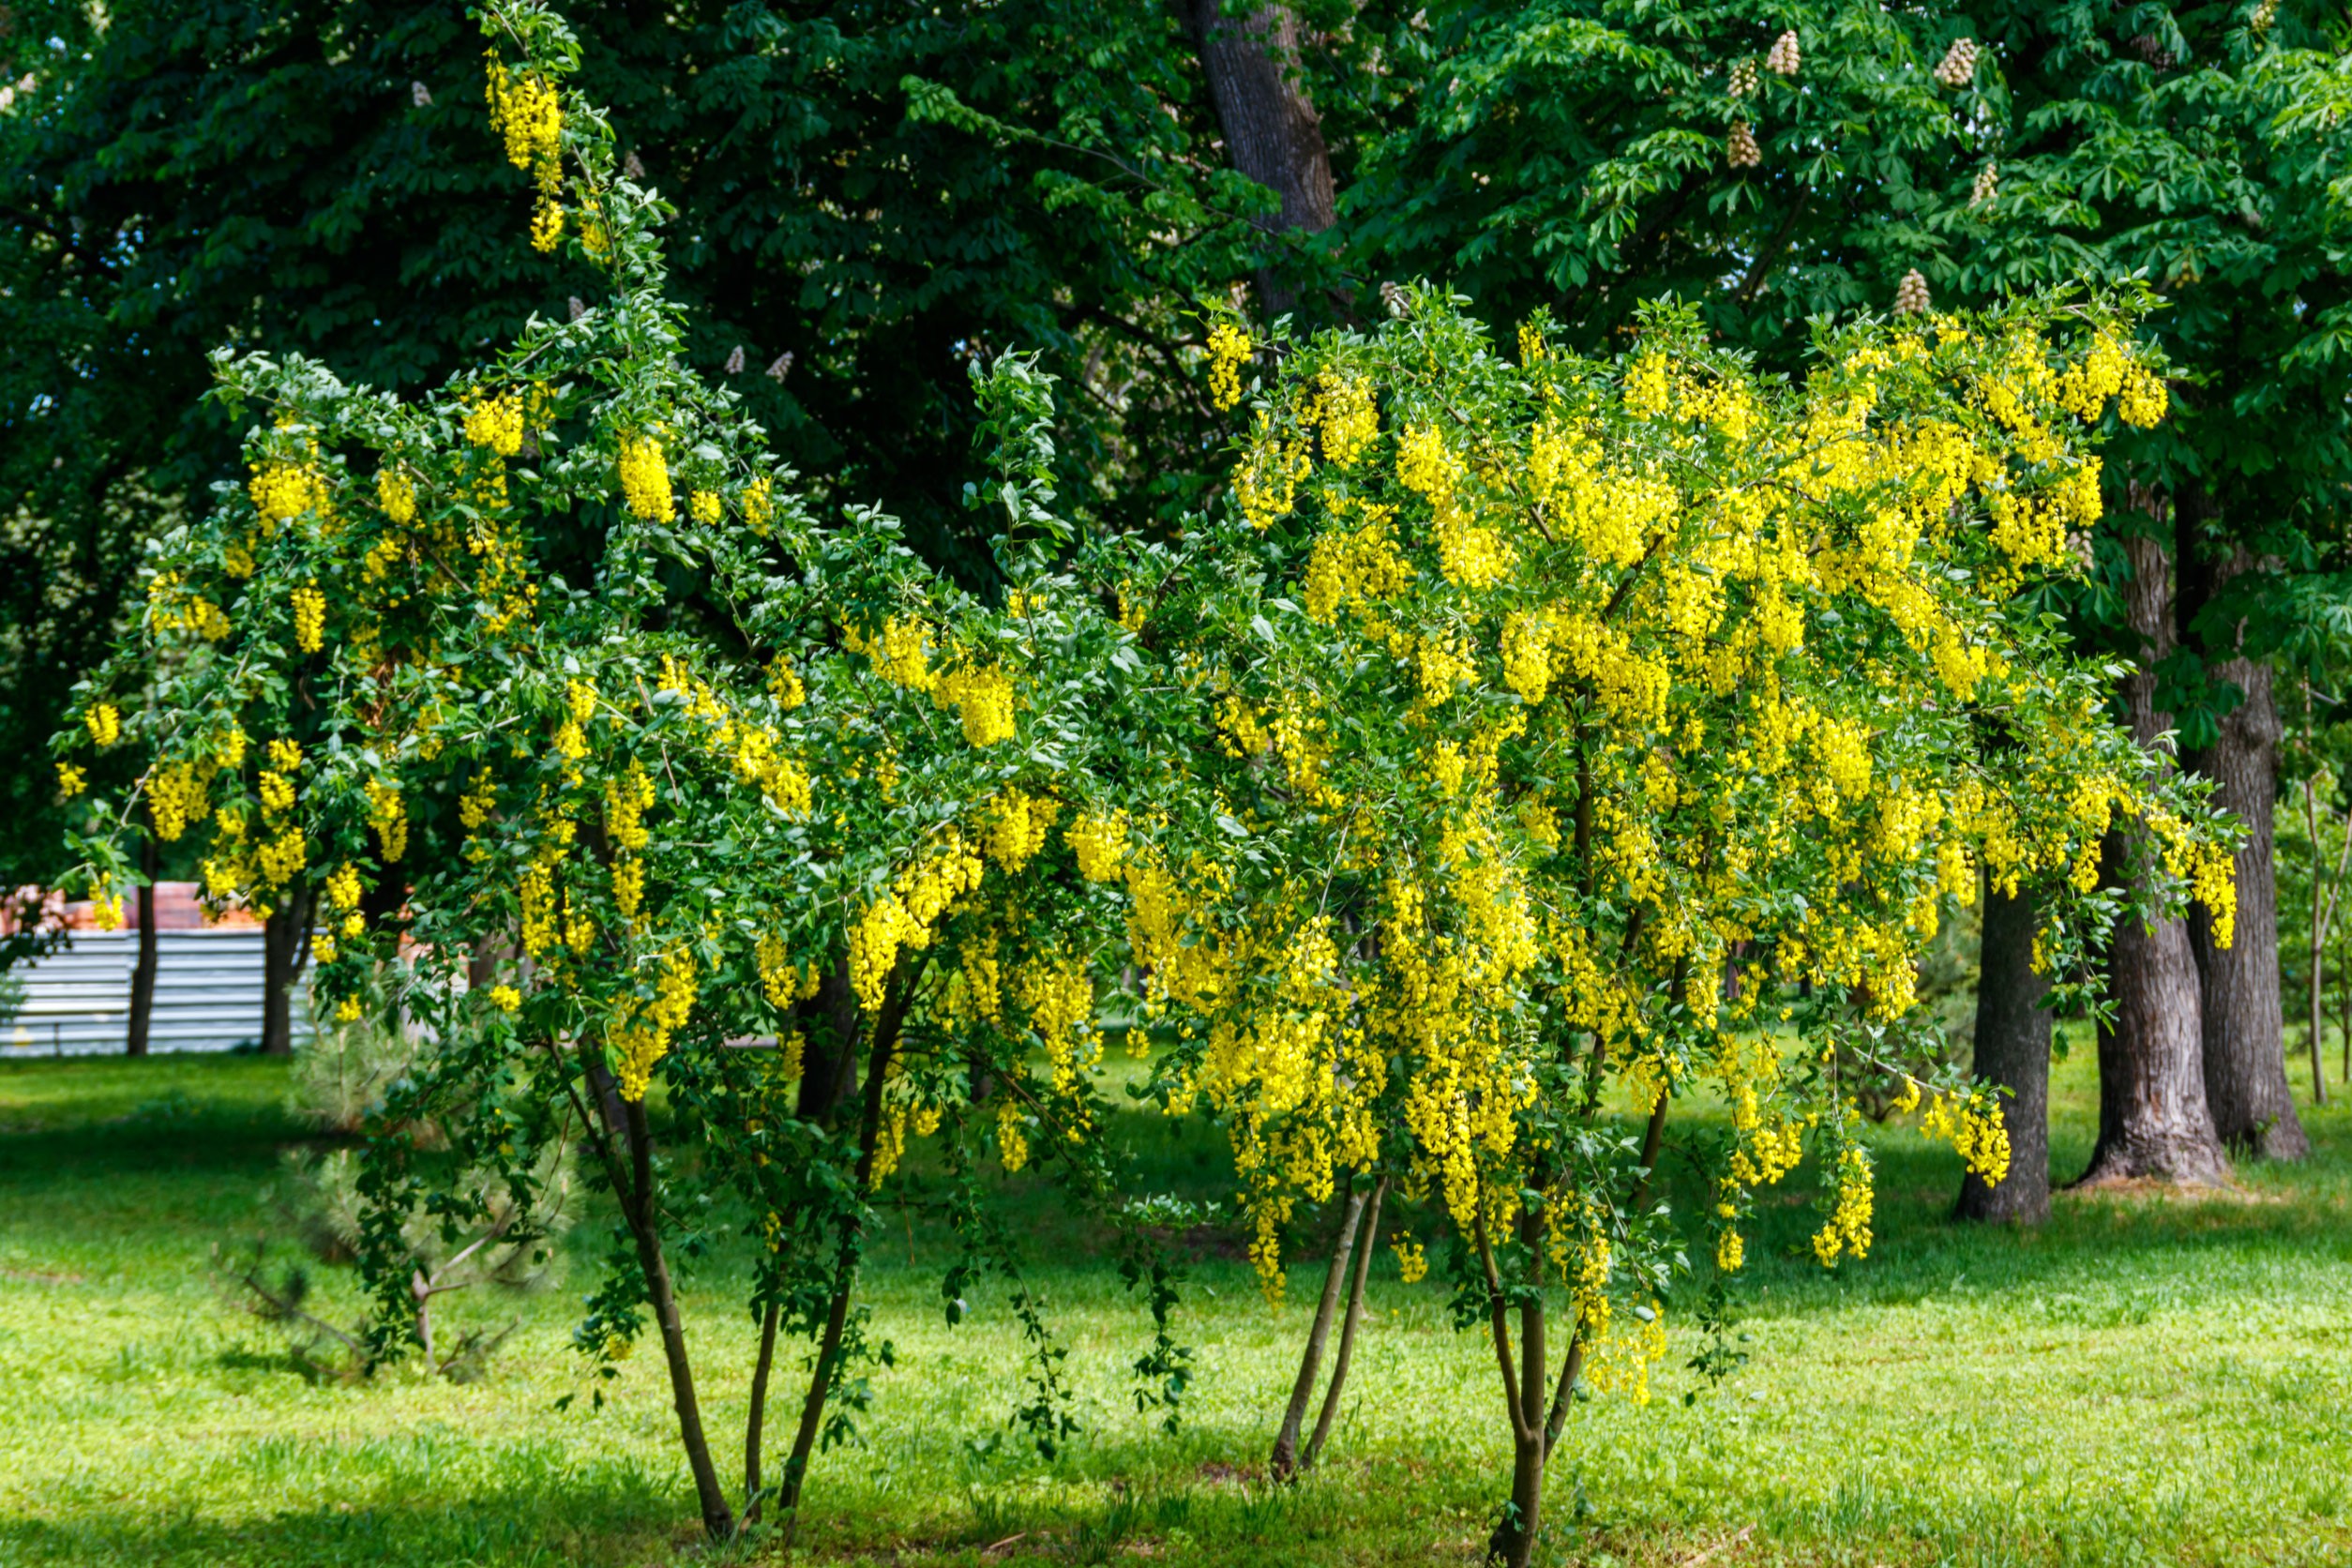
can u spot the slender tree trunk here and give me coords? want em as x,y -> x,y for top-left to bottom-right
1272,1180 -> 1370,1480
779,962 -> 912,1526
1302,1175 -> 1385,1470
743,1300 -> 782,1524
2080,526 -> 2227,1187
127,830 -> 158,1057
1181,0 -> 1335,313
1957,880 -> 2052,1223
261,882 -> 314,1057
2181,548 -> 2305,1157
2301,755 -> 2343,1108
620,1094 -> 735,1538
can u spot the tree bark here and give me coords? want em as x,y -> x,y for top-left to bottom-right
1271,1180 -> 1369,1480
2079,526 -> 2227,1187
1302,1175 -> 1384,1470
744,1299 -> 782,1524
2180,545 -> 2306,1158
127,829 -> 158,1057
621,1095 -> 736,1539
1182,0 -> 1335,313
794,962 -> 861,1124
2299,752 -> 2345,1107
261,882 -> 314,1057
1956,881 -> 2052,1222
779,960 -> 914,1527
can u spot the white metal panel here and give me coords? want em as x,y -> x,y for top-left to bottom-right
2,928 -> 313,1056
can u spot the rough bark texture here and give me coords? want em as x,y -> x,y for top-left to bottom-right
2080,527 -> 2228,1187
260,882 -> 313,1058
127,832 -> 158,1057
2180,544 -> 2307,1159
794,963 -> 861,1123
1956,882 -> 2052,1223
1184,0 -> 1334,311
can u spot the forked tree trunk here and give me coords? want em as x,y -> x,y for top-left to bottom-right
1272,1179 -> 1370,1479
2080,527 -> 2227,1187
1485,1093 -> 1669,1568
2181,547 -> 2306,1158
127,831 -> 158,1057
261,882 -> 314,1057
1302,1176 -> 1385,1470
1182,0 -> 1335,313
1957,881 -> 2051,1223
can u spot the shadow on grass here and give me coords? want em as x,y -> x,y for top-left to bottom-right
0,1439 -> 686,1568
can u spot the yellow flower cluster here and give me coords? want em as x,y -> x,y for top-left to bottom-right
610,942 -> 697,1101
933,663 -> 1016,746
249,459 -> 331,532
291,586 -> 325,654
367,780 -> 407,862
983,787 -> 1057,871
617,433 -> 671,521
756,932 -> 821,1009
1312,369 -> 1379,466
1235,418 -> 1311,531
377,464 -> 416,524
848,835 -> 985,1012
1812,1145 -> 1875,1265
486,55 -> 565,252
1206,320 -> 1251,410
1066,811 -> 1130,882
465,390 -> 525,457
84,703 -> 120,747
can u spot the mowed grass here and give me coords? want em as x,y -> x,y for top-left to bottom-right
0,1041 -> 2347,1568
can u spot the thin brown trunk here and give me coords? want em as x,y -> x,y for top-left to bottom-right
1302,1175 -> 1385,1470
778,963 -> 912,1526
1957,880 -> 2053,1223
2080,524 -> 2227,1186
1271,1181 -> 1370,1480
261,882 -> 314,1057
2301,755 -> 2340,1107
620,1095 -> 735,1538
743,1300 -> 782,1524
127,830 -> 158,1057
2182,546 -> 2305,1157
1182,0 -> 1334,312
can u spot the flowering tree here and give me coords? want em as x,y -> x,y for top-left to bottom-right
1121,290 -> 2235,1564
53,0 -> 1199,1539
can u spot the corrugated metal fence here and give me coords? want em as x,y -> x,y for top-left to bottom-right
2,929 -> 312,1056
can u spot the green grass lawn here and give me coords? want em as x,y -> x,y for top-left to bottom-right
0,1042 -> 2346,1567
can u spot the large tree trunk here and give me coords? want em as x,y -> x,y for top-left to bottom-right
794,963 -> 861,1124
260,882 -> 314,1057
2079,527 -> 2227,1187
1956,881 -> 2051,1222
127,830 -> 158,1058
1182,0 -> 1335,312
2180,545 -> 2307,1158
